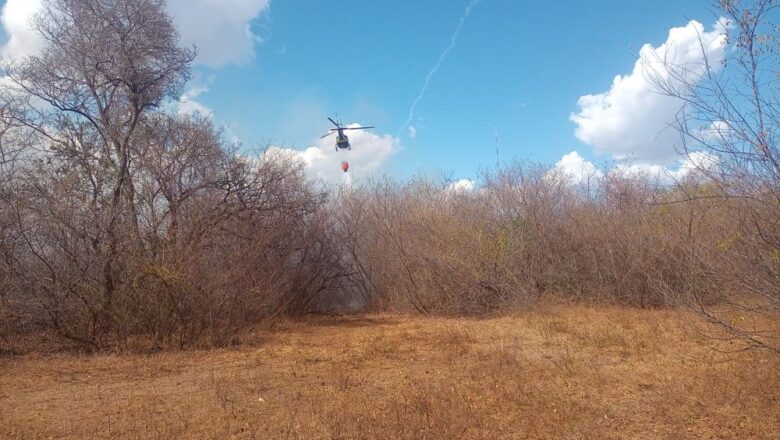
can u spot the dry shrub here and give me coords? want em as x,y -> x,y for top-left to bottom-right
4,139 -> 337,350
334,176 -> 527,315
333,164 -> 757,316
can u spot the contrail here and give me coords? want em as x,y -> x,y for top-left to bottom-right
399,0 -> 484,137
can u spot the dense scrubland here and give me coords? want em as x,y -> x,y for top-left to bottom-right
0,0 -> 777,354
3,139 -> 777,352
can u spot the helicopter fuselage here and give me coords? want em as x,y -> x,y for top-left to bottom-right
321,117 -> 372,151
336,129 -> 351,150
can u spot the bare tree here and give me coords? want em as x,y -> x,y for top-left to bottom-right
647,0 -> 780,350
0,0 -> 341,350
9,0 -> 193,308
0,0 -> 194,346
0,101 -> 23,352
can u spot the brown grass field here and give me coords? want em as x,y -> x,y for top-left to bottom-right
1,305 -> 778,439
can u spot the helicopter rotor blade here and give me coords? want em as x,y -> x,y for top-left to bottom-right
320,131 -> 335,139
328,117 -> 339,127
343,126 -> 375,131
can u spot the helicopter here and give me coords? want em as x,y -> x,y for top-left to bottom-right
320,117 -> 374,151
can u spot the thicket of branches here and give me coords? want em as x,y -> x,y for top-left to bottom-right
0,0 -> 777,352
333,171 -> 732,314
0,0 -> 341,350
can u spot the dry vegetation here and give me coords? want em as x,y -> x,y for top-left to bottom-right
2,305 -> 778,439
0,0 -> 777,352
0,0 -> 779,438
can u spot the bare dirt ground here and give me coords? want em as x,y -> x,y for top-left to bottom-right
1,305 -> 778,439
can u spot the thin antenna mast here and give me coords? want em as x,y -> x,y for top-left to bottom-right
494,123 -> 500,170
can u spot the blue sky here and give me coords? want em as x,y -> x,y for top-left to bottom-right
0,0 -> 724,184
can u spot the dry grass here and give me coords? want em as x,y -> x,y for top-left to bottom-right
1,306 -> 778,439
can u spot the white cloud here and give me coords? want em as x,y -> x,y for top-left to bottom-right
448,178 -> 476,192
0,0 -> 270,67
698,120 -> 731,143
177,86 -> 213,116
551,150 -> 718,186
571,19 -> 728,163
611,151 -> 719,182
267,124 -> 401,185
408,125 -> 417,139
553,151 -> 604,186
674,150 -> 718,179
0,0 -> 43,59
166,0 -> 270,67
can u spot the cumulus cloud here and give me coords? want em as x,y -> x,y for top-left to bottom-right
267,124 -> 401,185
0,0 -> 44,59
571,19 -> 728,163
553,150 -> 718,186
698,120 -> 732,143
607,151 -> 718,183
672,150 -> 719,179
448,178 -> 476,192
176,86 -> 213,116
167,0 -> 270,67
553,151 -> 604,186
0,0 -> 270,67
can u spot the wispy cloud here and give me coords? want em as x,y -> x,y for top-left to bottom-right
177,86 -> 213,116
399,0 -> 484,137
